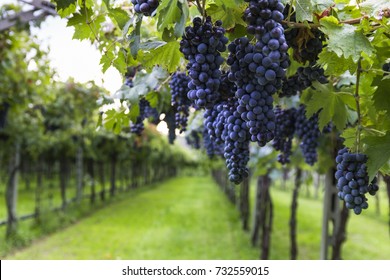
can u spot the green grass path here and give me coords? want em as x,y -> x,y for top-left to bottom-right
6,177 -> 259,260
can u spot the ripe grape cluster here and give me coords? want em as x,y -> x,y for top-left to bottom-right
131,0 -> 159,16
170,72 -> 191,133
180,17 -> 228,109
295,105 -> 320,165
221,98 -> 250,184
272,106 -> 296,164
186,130 -> 201,149
335,148 -> 379,215
283,5 -> 325,63
164,110 -> 176,144
383,61 -> 390,74
279,64 -> 328,98
130,98 -> 159,135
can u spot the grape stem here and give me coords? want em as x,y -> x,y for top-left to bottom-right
354,57 -> 363,153
282,15 -> 369,29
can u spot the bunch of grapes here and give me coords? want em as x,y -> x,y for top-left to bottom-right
170,72 -> 191,132
294,105 -> 320,165
186,130 -> 201,149
164,110 -> 176,144
203,127 -> 224,158
335,148 -> 379,215
130,98 -> 158,135
221,98 -> 250,184
382,61 -> 390,75
180,17 -> 228,109
227,37 -> 279,146
131,0 -> 159,16
272,106 -> 296,164
279,64 -> 328,98
144,105 -> 160,125
283,5 -> 326,63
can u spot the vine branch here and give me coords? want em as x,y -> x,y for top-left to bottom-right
282,15 -> 369,29
354,57 -> 363,153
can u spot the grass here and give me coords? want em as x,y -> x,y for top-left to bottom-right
4,177 -> 259,259
1,175 -> 389,260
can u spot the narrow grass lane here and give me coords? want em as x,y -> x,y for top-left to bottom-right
6,177 -> 259,260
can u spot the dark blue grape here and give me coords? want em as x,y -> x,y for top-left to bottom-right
131,0 -> 159,16
170,72 -> 191,133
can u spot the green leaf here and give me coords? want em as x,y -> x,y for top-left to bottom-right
69,12 -> 105,41
146,91 -> 159,108
174,0 -> 189,38
99,51 -> 115,73
109,8 -> 130,30
206,4 -> 246,30
157,0 -> 181,32
295,0 -> 314,22
372,76 -> 390,113
143,41 -> 183,73
52,0 -> 77,16
318,50 -> 357,76
340,127 -> 357,148
360,0 -> 390,18
319,16 -> 375,62
113,49 -> 128,75
304,83 -> 349,130
365,132 -> 390,181
129,14 -> 143,58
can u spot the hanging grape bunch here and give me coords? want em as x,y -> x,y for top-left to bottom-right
169,72 -> 191,133
179,17 -> 228,109
131,0 -> 159,16
335,148 -> 379,215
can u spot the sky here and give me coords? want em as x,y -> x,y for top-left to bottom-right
5,0 -> 123,95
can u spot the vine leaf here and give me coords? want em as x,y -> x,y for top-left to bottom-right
318,50 -> 357,76
360,0 -> 390,17
52,0 -> 77,17
365,132 -> 390,182
108,8 -> 130,30
372,76 -> 390,114
304,83 -> 350,130
206,3 -> 246,30
143,41 -> 183,73
295,0 -> 313,22
319,16 -> 375,62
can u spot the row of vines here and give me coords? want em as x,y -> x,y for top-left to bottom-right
48,0 -> 390,259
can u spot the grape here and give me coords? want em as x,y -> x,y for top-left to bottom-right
294,105 -> 320,165
131,0 -> 159,17
180,17 -> 228,109
335,148 -> 379,214
382,62 -> 390,75
272,106 -> 296,164
170,72 -> 191,133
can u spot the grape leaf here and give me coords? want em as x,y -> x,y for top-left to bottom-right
143,41 -> 183,73
365,132 -> 390,181
319,17 -> 374,62
318,50 -> 357,76
157,0 -> 181,32
360,0 -> 390,18
340,127 -> 358,149
113,49 -> 127,75
304,83 -> 349,130
108,8 -> 130,30
295,0 -> 314,22
372,76 -> 390,113
100,51 -> 115,73
206,3 -> 246,29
